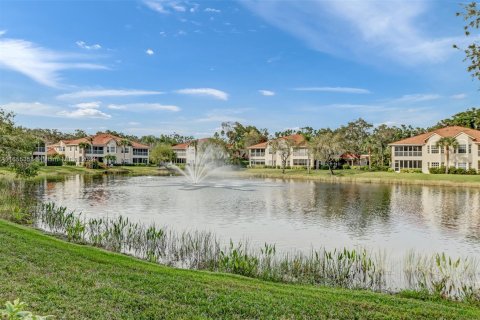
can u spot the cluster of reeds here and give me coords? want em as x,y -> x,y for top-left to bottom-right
404,251 -> 480,301
0,179 -> 38,224
29,202 -> 479,300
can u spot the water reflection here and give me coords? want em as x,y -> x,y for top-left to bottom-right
37,175 -> 480,258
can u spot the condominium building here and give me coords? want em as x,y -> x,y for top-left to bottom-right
172,138 -> 211,164
389,126 -> 480,173
247,134 -> 314,167
48,133 -> 150,165
32,142 -> 47,163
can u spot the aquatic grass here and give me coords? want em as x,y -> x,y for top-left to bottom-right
23,202 -> 479,301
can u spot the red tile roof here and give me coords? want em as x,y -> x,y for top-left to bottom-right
247,134 -> 306,149
46,147 -> 58,156
389,126 -> 480,145
172,138 -> 212,150
63,133 -> 149,148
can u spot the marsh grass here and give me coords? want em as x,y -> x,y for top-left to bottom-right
28,202 -> 479,301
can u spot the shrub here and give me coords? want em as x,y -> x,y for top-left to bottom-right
46,158 -> 63,166
1,299 -> 53,319
10,161 -> 40,178
400,168 -> 422,174
342,164 -> 351,170
64,161 -> 76,166
84,160 -> 100,169
466,168 -> 478,175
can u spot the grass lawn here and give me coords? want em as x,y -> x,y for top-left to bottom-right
0,165 -> 170,179
244,168 -> 480,187
1,220 -> 479,319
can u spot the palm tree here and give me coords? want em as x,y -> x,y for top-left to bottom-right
300,132 -> 313,174
363,136 -> 375,170
78,141 -> 90,165
436,137 -> 459,174
119,139 -> 132,165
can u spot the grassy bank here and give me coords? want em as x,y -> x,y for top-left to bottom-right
244,168 -> 480,188
1,220 -> 479,319
0,165 -> 171,179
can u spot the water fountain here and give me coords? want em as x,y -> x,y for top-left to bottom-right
169,143 -> 228,184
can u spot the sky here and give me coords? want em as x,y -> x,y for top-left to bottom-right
0,0 -> 478,137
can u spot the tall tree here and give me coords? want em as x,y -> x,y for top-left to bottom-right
454,2 -> 480,81
338,118 -> 373,155
434,108 -> 480,129
436,137 -> 459,174
150,143 -> 175,165
309,132 -> 345,175
269,137 -> 295,174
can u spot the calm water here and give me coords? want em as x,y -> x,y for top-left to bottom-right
37,175 -> 480,259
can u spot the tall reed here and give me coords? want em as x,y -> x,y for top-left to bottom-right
27,202 -> 479,300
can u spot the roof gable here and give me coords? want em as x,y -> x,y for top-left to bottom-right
389,126 -> 480,145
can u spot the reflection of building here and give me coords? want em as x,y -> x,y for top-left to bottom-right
172,138 -> 211,165
48,133 -> 150,165
389,126 -> 480,173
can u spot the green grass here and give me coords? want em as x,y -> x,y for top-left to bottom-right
1,220 -> 479,319
0,165 -> 170,179
244,168 -> 480,187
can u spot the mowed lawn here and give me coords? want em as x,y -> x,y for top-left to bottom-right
0,220 -> 479,319
244,168 -> 480,187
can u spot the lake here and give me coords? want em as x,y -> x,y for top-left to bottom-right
36,174 -> 480,260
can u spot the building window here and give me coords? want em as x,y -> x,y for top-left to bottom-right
293,148 -> 307,156
430,162 -> 439,168
458,144 -> 467,154
394,146 -> 422,157
107,146 -> 116,153
133,158 -> 148,164
122,147 -> 130,153
133,148 -> 148,156
468,144 -> 472,154
293,159 -> 308,166
458,162 -> 467,169
394,160 -> 422,171
430,145 -> 439,154
250,159 -> 265,166
250,148 -> 265,157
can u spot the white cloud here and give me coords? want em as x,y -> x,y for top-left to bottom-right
391,93 -> 441,103
2,101 -> 110,119
73,101 -> 101,109
143,0 -> 189,14
205,8 -> 221,13
450,93 -> 467,100
146,48 -> 154,55
57,89 -> 164,100
143,0 -> 168,13
175,88 -> 228,100
107,103 -> 180,112
0,38 -> 107,87
242,1 -> 463,65
258,90 -> 275,96
293,87 -> 371,94
0,30 -> 6,36
76,41 -> 101,50
58,108 -> 111,119
2,102 -> 61,116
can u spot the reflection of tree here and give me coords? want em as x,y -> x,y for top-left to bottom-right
310,182 -> 393,236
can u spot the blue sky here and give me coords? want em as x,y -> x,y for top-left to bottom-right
0,0 -> 477,137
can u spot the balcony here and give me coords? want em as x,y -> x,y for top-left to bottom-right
133,149 -> 148,156
34,147 -> 46,153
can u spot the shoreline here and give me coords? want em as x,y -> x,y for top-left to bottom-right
241,169 -> 480,188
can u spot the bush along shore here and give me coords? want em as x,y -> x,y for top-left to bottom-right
4,197 -> 476,303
